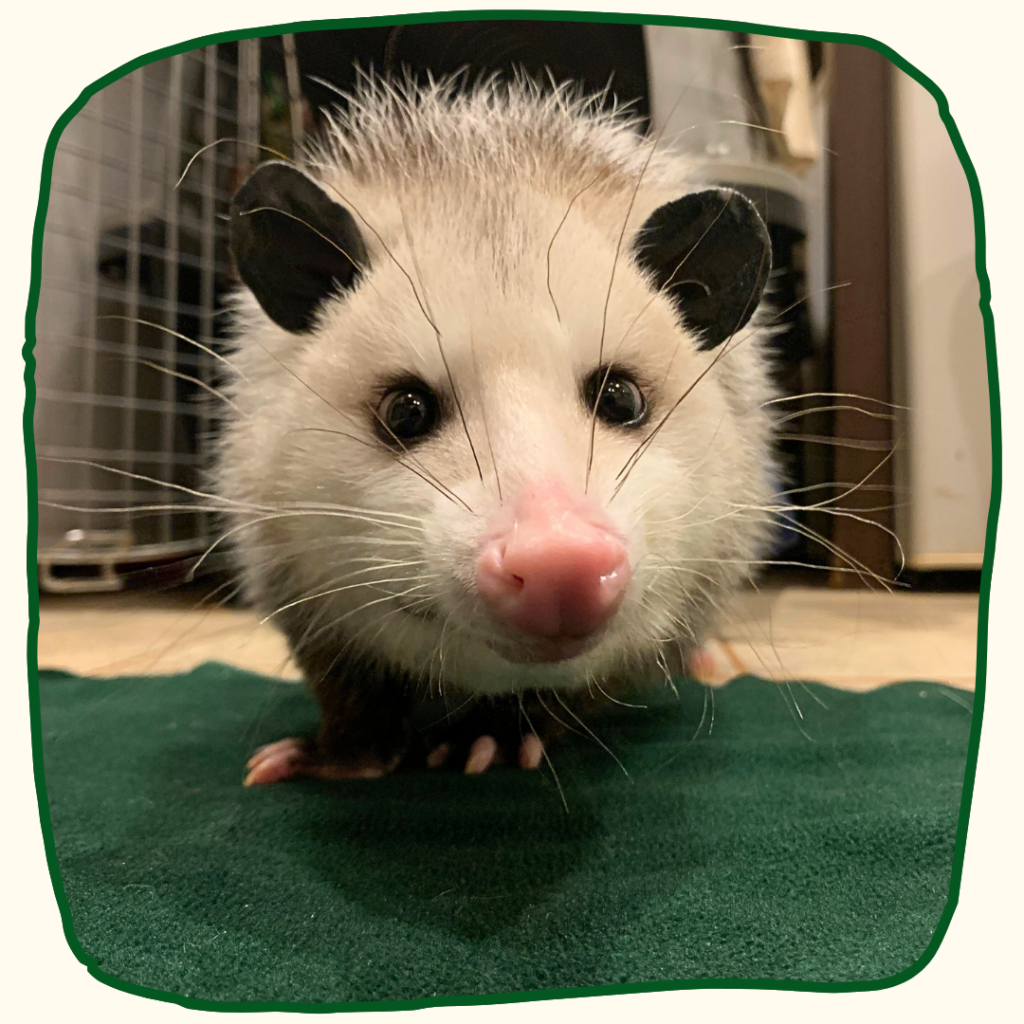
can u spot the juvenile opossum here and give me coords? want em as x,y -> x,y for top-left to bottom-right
218,78 -> 777,783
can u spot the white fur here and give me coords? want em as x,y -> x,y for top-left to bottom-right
217,77 -> 778,697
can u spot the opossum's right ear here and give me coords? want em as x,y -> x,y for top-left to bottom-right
230,162 -> 368,333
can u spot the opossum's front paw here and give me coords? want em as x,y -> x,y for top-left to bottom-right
425,733 -> 545,774
243,737 -> 401,785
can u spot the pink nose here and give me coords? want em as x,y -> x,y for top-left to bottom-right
475,482 -> 631,647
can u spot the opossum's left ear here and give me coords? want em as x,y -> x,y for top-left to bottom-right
632,188 -> 771,350
230,161 -> 368,333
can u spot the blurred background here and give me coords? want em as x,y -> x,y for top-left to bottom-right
32,20 -> 990,687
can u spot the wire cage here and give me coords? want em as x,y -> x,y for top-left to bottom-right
35,42 -> 262,592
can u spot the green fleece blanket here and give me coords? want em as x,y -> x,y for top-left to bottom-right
35,664 -> 973,1008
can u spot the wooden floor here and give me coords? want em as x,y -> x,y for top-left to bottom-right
36,586 -> 979,692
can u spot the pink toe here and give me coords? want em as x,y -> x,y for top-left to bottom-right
244,752 -> 301,786
464,735 -> 499,775
687,648 -> 715,681
518,733 -> 544,770
243,738 -> 305,785
246,737 -> 302,770
427,743 -> 452,769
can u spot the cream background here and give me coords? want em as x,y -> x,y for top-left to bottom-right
3,4 -> 1017,1022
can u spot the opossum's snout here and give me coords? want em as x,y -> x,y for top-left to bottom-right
475,481 -> 631,662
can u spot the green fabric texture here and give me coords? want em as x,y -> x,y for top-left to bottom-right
38,664 -> 971,1006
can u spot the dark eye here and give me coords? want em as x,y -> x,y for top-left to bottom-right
582,367 -> 647,428
375,384 -> 440,445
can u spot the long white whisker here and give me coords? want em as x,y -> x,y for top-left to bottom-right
773,404 -> 896,426
96,315 -> 247,380
551,691 -> 631,781
760,391 -> 909,411
302,582 -> 435,654
519,697 -> 569,814
593,679 -> 647,709
176,137 -> 292,188
133,358 -> 244,414
776,433 -> 895,451
260,572 -> 440,623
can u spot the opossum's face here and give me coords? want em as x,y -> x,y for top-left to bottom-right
225,163 -> 774,694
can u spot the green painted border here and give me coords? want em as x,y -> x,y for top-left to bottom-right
23,7 -> 999,1013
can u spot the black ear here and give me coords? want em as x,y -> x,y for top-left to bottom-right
632,188 -> 772,350
230,162 -> 369,334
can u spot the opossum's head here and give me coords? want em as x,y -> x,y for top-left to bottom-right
225,156 -> 774,695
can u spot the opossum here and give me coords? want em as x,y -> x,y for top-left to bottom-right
217,78 -> 777,783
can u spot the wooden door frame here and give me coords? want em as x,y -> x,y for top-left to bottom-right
827,43 -> 896,585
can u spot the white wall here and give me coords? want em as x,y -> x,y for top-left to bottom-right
891,68 -> 991,569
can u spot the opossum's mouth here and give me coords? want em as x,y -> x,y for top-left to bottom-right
400,600 -> 596,662
483,632 -> 601,664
